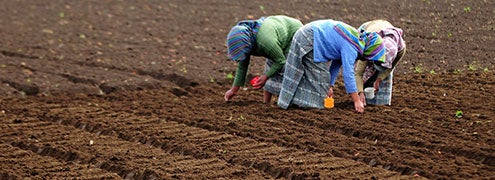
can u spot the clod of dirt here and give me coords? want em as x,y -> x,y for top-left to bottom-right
170,87 -> 188,97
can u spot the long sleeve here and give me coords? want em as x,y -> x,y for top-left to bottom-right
310,19 -> 361,93
256,34 -> 286,77
329,60 -> 341,86
354,60 -> 367,92
232,56 -> 250,87
341,49 -> 359,94
254,15 -> 303,78
377,68 -> 393,80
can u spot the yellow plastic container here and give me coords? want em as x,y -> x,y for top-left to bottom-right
324,97 -> 334,108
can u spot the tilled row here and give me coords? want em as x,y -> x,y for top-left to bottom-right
162,101 -> 433,176
150,84 -> 494,179
0,115 -> 266,179
40,103 -> 401,179
5,80 -> 492,179
277,106 -> 495,173
0,55 -> 171,96
0,143 -> 119,179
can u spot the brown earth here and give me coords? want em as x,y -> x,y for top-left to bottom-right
1,0 -> 494,179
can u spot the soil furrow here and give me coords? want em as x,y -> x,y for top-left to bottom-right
0,116 -> 266,179
39,104 -> 400,179
155,85 -> 493,179
0,144 -> 119,179
162,104 -> 435,177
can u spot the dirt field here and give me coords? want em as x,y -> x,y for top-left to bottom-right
1,0 -> 494,179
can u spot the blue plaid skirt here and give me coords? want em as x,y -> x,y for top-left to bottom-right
365,72 -> 393,105
365,48 -> 406,105
278,25 -> 330,109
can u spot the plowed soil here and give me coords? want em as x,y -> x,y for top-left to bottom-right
1,0 -> 494,179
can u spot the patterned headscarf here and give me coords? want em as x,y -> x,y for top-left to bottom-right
226,17 -> 265,62
361,31 -> 386,62
358,20 -> 404,69
333,23 -> 385,62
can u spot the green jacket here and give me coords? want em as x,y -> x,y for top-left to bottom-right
233,15 -> 303,87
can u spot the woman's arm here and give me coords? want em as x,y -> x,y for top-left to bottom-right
232,57 -> 251,87
354,60 -> 367,92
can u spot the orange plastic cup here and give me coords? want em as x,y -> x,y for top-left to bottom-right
324,97 -> 334,108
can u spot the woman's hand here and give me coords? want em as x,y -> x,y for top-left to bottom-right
358,92 -> 366,106
354,100 -> 365,113
350,92 -> 364,113
373,78 -> 382,93
224,86 -> 240,101
327,86 -> 334,98
252,75 -> 268,89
